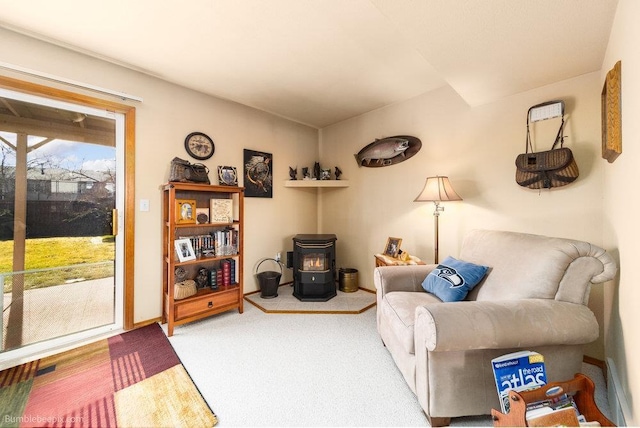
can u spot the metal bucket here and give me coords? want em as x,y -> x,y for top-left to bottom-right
255,258 -> 282,299
339,268 -> 359,293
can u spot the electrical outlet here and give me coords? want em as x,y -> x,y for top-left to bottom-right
275,252 -> 281,262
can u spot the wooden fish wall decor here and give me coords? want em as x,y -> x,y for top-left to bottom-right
354,135 -> 421,167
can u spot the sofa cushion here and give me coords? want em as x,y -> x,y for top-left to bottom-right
460,229 -> 616,304
381,291 -> 441,354
421,256 -> 489,302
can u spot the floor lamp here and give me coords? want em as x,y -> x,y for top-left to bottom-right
414,176 -> 462,264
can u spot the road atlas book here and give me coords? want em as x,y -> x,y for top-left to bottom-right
492,350 -> 547,413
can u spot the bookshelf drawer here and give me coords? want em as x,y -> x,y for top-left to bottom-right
174,290 -> 239,320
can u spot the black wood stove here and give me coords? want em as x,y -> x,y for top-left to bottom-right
291,234 -> 337,301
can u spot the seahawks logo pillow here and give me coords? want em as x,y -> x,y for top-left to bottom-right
421,256 -> 489,302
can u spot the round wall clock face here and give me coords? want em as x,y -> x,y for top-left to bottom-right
185,132 -> 215,160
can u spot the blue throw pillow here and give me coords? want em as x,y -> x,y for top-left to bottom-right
421,256 -> 489,302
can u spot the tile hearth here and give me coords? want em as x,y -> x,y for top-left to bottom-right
244,284 -> 375,314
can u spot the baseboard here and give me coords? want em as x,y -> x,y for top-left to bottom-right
133,317 -> 163,329
583,355 -> 607,384
606,357 -> 630,427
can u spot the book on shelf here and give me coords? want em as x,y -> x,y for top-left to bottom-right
491,350 -> 547,413
178,234 -> 215,258
216,268 -> 223,287
221,259 -> 232,286
179,228 -> 238,258
209,268 -> 219,290
210,198 -> 233,223
226,258 -> 236,285
210,227 -> 238,256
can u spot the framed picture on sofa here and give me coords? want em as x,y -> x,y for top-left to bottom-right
384,237 -> 402,258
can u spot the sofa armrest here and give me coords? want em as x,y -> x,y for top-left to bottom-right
374,265 -> 436,295
414,299 -> 598,352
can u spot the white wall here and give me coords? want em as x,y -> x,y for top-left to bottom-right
601,0 -> 640,425
0,27 -> 319,323
320,72 -> 608,359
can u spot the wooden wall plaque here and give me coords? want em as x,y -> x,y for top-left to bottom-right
602,61 -> 622,163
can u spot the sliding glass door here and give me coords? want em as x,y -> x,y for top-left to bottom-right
0,88 -> 124,356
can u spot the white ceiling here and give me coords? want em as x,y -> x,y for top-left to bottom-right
0,0 -> 618,128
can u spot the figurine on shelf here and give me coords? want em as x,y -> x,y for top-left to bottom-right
321,168 -> 331,180
174,267 -> 187,282
313,162 -> 321,180
302,167 -> 310,180
289,166 -> 297,180
195,267 -> 209,288
334,166 -> 342,180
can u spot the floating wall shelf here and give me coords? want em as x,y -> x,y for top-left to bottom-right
284,180 -> 349,188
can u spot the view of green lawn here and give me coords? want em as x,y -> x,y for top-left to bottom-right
0,236 -> 115,292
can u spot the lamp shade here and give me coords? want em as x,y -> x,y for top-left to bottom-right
414,176 -> 462,202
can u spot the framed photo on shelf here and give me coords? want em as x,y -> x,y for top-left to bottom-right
175,238 -> 196,262
175,199 -> 197,224
218,165 -> 238,186
210,198 -> 233,223
384,237 -> 402,258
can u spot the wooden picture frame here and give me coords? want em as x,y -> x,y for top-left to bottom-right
174,238 -> 196,262
601,60 -> 622,163
384,237 -> 402,258
175,199 -> 196,224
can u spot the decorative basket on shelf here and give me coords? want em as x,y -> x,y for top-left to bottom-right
174,280 -> 197,300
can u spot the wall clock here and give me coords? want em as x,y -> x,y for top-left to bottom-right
184,132 -> 215,160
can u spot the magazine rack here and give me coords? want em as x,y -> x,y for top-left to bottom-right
491,373 -> 615,427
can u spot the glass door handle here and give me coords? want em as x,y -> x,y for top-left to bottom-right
112,209 -> 118,236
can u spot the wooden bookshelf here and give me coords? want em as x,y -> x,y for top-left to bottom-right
162,182 -> 244,336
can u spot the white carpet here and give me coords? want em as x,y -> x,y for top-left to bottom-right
166,303 -> 611,427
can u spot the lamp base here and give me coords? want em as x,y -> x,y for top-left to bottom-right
433,207 -> 439,264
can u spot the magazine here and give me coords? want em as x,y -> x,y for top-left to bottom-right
491,350 -> 547,413
524,387 -> 585,425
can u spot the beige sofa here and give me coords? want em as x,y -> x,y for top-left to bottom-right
375,229 -> 617,426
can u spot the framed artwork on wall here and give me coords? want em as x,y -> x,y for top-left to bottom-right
243,149 -> 273,198
601,60 -> 622,163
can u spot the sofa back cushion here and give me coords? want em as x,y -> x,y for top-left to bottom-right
461,230 -> 614,305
